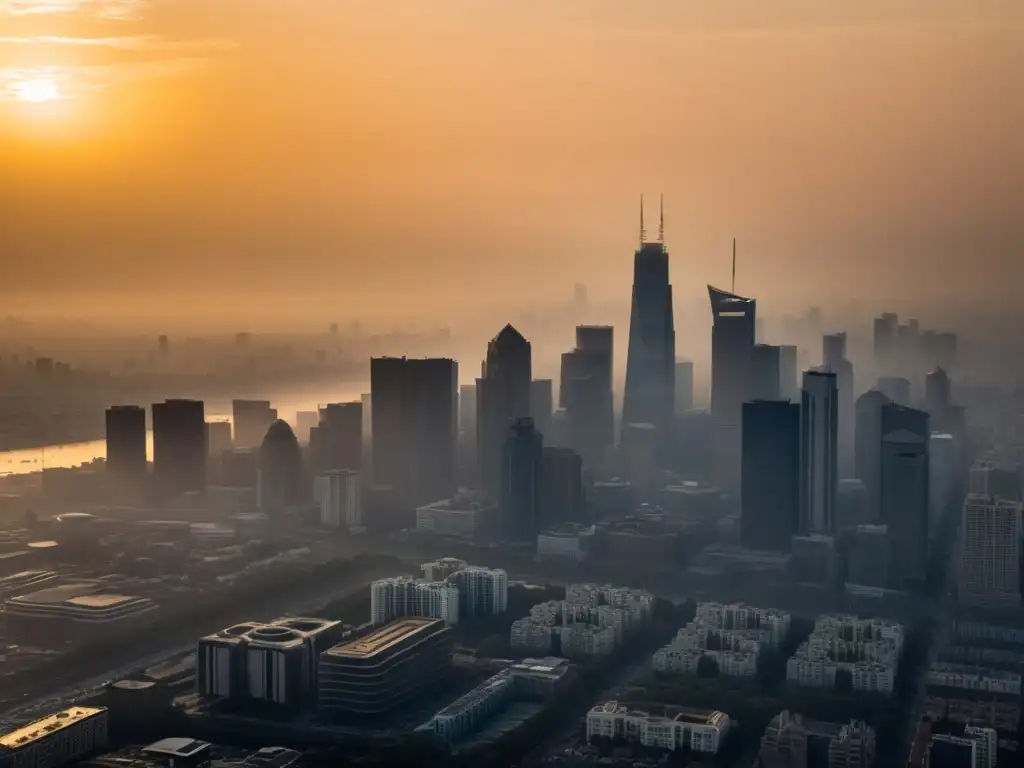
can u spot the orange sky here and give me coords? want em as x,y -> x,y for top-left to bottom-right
1,1 -> 1021,324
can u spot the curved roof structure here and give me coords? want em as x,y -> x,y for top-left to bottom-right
262,419 -> 297,444
707,284 -> 755,312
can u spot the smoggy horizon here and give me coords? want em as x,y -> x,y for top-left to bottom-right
2,1 -> 1021,324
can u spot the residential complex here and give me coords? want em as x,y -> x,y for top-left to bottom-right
586,701 -> 730,755
759,710 -> 875,768
653,602 -> 790,678
370,577 -> 461,627
786,615 -> 904,694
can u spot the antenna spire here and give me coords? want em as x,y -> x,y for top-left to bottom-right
731,238 -> 737,293
639,194 -> 646,246
658,194 -> 665,243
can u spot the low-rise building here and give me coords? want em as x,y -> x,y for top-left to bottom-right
926,663 -> 1022,696
759,710 -> 875,768
586,701 -> 730,755
0,707 -> 108,768
416,496 -> 495,539
536,524 -> 596,561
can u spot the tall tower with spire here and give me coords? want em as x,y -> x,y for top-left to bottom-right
622,195 -> 676,440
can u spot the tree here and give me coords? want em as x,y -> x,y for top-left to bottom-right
477,633 -> 506,659
696,655 -> 719,678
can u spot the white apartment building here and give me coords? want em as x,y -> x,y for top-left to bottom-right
560,624 -> 617,657
425,671 -> 516,746
926,664 -> 1022,696
586,701 -> 730,755
421,558 -> 469,583
446,567 -> 508,618
510,618 -> 554,654
370,577 -> 460,626
786,614 -> 904,695
959,494 -> 1023,608
652,647 -> 758,678
565,584 -> 655,624
316,469 -> 361,529
695,602 -> 792,645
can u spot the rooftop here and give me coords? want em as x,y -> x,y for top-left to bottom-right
9,583 -> 95,605
142,738 -> 212,759
326,617 -> 440,660
0,707 -> 105,749
67,594 -> 138,608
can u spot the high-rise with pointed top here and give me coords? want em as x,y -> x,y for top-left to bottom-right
622,195 -> 676,438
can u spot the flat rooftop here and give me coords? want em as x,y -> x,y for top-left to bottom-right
0,707 -> 105,749
66,594 -> 139,608
9,584 -> 95,605
326,617 -> 440,660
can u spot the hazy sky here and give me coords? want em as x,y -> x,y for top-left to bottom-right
1,1 -> 1021,324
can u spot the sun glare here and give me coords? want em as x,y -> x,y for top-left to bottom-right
11,78 -> 63,103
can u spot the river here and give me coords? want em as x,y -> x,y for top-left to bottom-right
0,386 -> 367,476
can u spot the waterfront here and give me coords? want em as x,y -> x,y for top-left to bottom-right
0,386 -> 367,476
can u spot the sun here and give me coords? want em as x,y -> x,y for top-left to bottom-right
11,78 -> 63,103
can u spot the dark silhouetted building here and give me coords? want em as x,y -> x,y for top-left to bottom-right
477,325 -> 532,500
880,403 -> 930,590
259,420 -> 303,514
459,384 -> 477,437
823,333 -> 855,474
925,366 -> 951,415
372,357 -> 458,505
232,400 -> 277,450
675,359 -> 694,413
873,312 -> 898,373
855,389 -> 892,522
540,447 -> 584,528
877,376 -> 911,407
501,417 -> 542,541
709,285 -> 756,494
779,345 -> 798,401
561,346 -> 611,469
206,421 -> 232,457
749,344 -> 782,401
309,402 -> 361,475
575,325 -> 614,451
742,400 -> 800,552
800,370 -> 838,534
152,399 -> 206,496
105,405 -> 147,487
530,379 -> 553,440
623,228 -> 675,436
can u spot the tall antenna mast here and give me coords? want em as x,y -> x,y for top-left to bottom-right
658,194 -> 664,243
731,238 -> 737,293
639,194 -> 646,246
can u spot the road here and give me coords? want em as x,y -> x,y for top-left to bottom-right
0,569 -> 390,726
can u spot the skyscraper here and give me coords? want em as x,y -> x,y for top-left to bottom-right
371,356 -> 458,505
749,344 -> 782,401
959,494 -> 1023,608
152,398 -> 206,496
309,402 -> 361,475
675,359 -> 694,413
709,285 -> 756,493
539,447 -> 585,529
530,379 -> 554,439
232,399 -> 278,450
877,376 -> 911,407
105,405 -> 147,488
822,333 -> 855,474
925,366 -> 951,414
623,203 -> 675,435
881,428 -> 929,590
855,389 -> 892,521
258,420 -> 303,515
501,417 -> 542,542
560,346 -> 611,468
477,325 -> 532,500
575,325 -> 614,450
873,313 -> 898,373
779,345 -> 799,401
741,400 -> 801,552
800,370 -> 838,534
